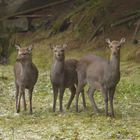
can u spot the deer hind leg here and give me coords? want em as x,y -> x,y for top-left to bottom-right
101,87 -> 109,116
75,82 -> 85,112
75,71 -> 86,112
81,88 -> 86,109
87,87 -> 99,113
67,85 -> 76,110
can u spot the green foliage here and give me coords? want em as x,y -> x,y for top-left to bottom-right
52,20 -> 61,34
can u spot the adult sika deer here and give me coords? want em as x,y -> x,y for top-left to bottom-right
14,44 -> 38,114
76,38 -> 125,117
50,44 -> 86,112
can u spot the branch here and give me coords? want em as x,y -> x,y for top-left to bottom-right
0,0 -> 70,21
88,22 -> 104,42
132,19 -> 140,43
74,15 -> 86,30
122,10 -> 140,19
111,13 -> 140,27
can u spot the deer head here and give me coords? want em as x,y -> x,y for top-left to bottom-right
15,44 -> 34,62
106,38 -> 125,56
50,44 -> 68,61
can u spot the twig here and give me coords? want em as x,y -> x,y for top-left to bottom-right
122,10 -> 140,19
111,14 -> 140,27
74,15 -> 86,30
88,22 -> 103,42
132,19 -> 140,43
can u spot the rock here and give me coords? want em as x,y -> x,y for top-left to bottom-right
3,18 -> 28,31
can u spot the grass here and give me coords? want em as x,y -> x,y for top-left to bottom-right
0,59 -> 140,139
2,32 -> 140,139
4,30 -> 140,139
1,1 -> 140,138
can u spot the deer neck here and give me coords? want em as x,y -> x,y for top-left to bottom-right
17,60 -> 33,76
53,58 -> 65,74
21,60 -> 32,65
110,51 -> 120,73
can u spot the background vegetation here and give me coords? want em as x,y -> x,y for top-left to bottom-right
0,0 -> 140,139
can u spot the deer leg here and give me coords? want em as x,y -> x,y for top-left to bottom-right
76,72 -> 86,112
28,88 -> 33,114
109,87 -> 115,117
75,83 -> 84,112
81,88 -> 86,109
59,87 -> 65,112
17,87 -> 24,113
22,92 -> 26,111
67,85 -> 76,109
52,86 -> 58,112
101,88 -> 109,116
15,84 -> 19,112
87,87 -> 99,113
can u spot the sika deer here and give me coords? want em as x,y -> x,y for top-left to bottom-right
50,44 -> 86,112
14,44 -> 38,114
75,38 -> 125,117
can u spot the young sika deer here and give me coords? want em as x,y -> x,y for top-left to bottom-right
14,45 -> 38,114
75,38 -> 125,117
50,44 -> 86,112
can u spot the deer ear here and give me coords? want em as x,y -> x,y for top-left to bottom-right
63,44 -> 68,49
28,45 -> 34,51
105,38 -> 112,48
120,38 -> 126,44
15,44 -> 21,50
105,38 -> 111,44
